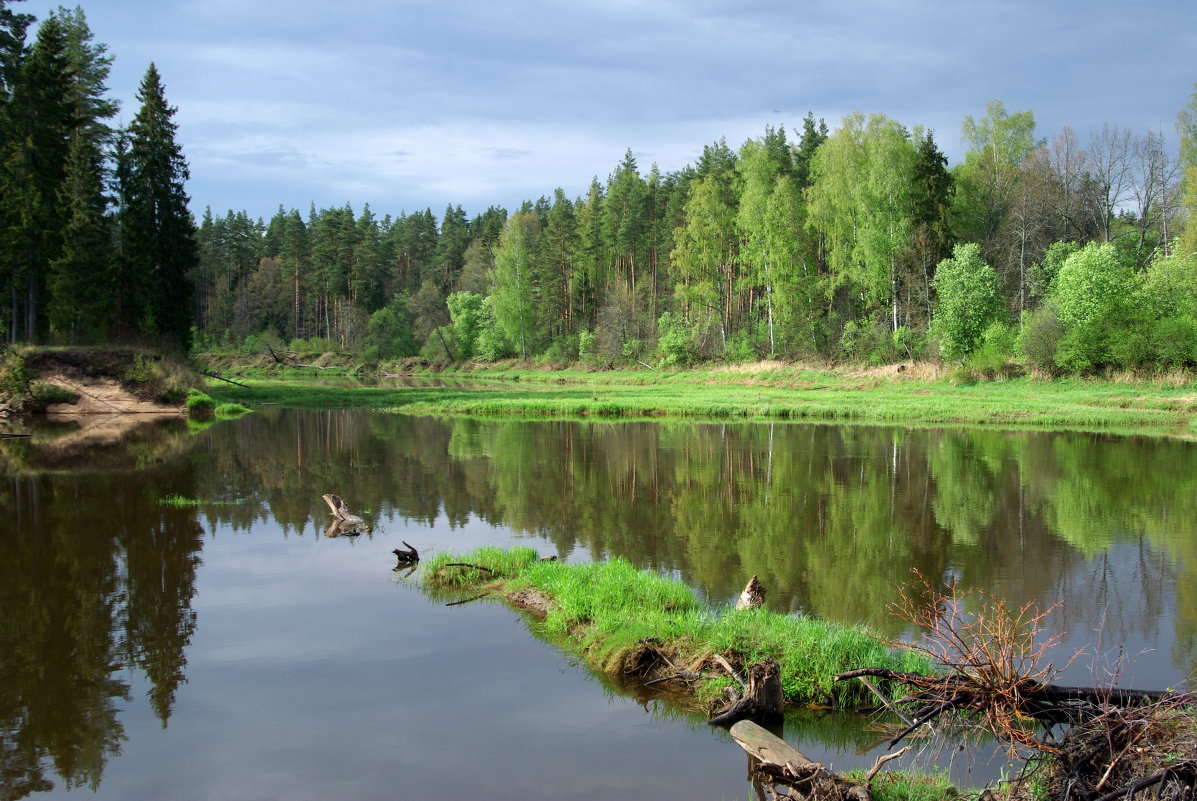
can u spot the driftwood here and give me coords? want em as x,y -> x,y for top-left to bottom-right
199,369 -> 250,388
324,520 -> 362,538
266,343 -> 335,370
729,720 -> 873,801
392,541 -> 419,566
709,657 -> 784,726
321,494 -> 365,525
736,575 -> 766,610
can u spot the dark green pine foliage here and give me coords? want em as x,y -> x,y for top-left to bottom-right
45,7 -> 117,342
792,112 -> 828,190
0,0 -> 33,104
911,129 -> 955,262
0,14 -> 72,342
430,203 -> 470,290
118,63 -> 197,351
48,128 -> 111,342
602,149 -> 649,292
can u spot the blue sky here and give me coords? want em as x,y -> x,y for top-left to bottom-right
16,0 -> 1197,222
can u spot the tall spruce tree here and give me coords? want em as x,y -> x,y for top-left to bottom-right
118,63 -> 196,350
0,14 -> 71,341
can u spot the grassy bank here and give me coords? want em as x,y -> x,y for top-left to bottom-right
200,359 -> 1197,434
422,546 -> 928,708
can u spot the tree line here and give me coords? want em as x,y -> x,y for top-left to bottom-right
0,2 -> 195,352
4,3 -> 1197,373
199,95 -> 1197,374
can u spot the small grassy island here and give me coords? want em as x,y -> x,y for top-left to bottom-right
422,546 -> 928,708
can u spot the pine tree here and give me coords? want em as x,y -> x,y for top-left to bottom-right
118,63 -> 196,350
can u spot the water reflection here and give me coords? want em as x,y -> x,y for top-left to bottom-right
1,455 -> 202,797
1,410 -> 1195,797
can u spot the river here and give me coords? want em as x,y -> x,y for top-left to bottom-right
2,409 -> 1192,799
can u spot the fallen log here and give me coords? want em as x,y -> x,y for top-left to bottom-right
836,668 -> 1183,713
199,369 -> 250,388
709,657 -> 784,726
729,720 -> 873,801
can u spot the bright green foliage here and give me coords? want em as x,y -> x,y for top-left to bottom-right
807,112 -> 918,327
446,291 -> 484,361
656,310 -> 693,365
1141,249 -> 1197,319
1178,84 -> 1197,255
491,213 -> 540,358
1051,243 -> 1134,330
736,128 -> 810,356
364,298 -> 417,359
952,99 -> 1041,248
931,243 -> 1003,361
1030,240 -> 1080,300
671,173 -> 736,352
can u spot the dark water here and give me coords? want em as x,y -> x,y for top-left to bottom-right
2,410 -> 1195,799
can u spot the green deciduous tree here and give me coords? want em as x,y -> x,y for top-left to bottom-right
491,212 -> 540,358
931,243 -> 1003,361
807,112 -> 918,330
953,100 -> 1041,253
1176,84 -> 1197,254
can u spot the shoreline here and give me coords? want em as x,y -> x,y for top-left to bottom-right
199,357 -> 1197,437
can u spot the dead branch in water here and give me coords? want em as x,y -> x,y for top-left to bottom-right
392,541 -> 419,566
321,493 -> 365,525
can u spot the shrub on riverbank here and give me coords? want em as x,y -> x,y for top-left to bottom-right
422,547 -> 928,707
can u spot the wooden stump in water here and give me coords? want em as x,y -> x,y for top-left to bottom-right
736,575 -> 766,610
708,657 -> 784,726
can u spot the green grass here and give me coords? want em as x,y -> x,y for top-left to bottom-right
202,364 -> 1197,436
844,770 -> 963,801
158,494 -> 242,507
423,547 -> 929,707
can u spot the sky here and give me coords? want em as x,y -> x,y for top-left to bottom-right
15,0 -> 1197,223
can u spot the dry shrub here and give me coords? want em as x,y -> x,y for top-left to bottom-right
888,573 -> 1078,758
850,362 -> 948,380
711,360 -> 792,374
1028,699 -> 1197,801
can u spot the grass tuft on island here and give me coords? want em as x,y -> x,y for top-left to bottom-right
422,546 -> 929,708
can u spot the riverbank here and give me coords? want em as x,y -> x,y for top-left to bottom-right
198,356 -> 1197,435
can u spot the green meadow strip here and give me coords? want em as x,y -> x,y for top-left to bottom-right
206,369 -> 1197,436
422,547 -> 929,708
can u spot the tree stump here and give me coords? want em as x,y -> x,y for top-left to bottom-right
709,657 -> 784,726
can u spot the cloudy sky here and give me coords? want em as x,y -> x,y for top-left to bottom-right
16,0 -> 1197,222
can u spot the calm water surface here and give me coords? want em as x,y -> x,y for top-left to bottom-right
2,409 -> 1195,799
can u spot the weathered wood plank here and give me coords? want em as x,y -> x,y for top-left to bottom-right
729,720 -> 812,767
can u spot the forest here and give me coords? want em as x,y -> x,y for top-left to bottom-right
3,4 -> 1197,374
